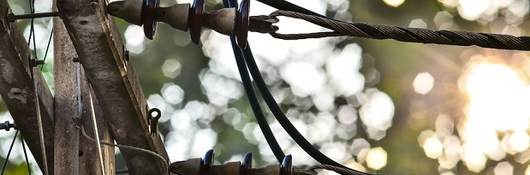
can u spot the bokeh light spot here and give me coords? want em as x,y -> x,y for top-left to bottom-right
366,147 -> 387,170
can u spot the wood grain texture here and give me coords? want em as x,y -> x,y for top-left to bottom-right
0,1 -> 54,173
56,0 -> 168,173
53,15 -> 81,175
79,81 -> 115,175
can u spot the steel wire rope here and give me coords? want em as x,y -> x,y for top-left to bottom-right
268,10 -> 530,51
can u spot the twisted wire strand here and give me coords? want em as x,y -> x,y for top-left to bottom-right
269,10 -> 530,51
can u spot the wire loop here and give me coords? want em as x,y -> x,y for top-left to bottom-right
269,10 -> 530,51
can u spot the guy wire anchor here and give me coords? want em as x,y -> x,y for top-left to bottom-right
107,0 -> 278,48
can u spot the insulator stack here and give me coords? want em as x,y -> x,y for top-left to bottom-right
169,150 -> 304,175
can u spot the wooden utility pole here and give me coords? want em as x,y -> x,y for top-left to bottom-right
0,1 -> 54,173
1,0 -> 168,174
57,0 -> 169,174
53,11 -> 81,175
54,1 -> 115,174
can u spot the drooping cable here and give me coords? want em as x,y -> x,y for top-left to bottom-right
223,0 -> 286,162
255,0 -> 324,18
79,125 -> 169,174
1,131 -> 19,175
242,47 -> 367,174
77,70 -> 169,174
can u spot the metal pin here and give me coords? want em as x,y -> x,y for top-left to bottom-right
8,12 -> 59,22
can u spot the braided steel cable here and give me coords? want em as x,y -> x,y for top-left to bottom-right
269,10 -> 530,51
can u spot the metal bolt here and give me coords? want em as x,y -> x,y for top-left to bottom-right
7,12 -> 59,22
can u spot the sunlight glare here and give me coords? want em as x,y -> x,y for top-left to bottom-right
458,59 -> 530,172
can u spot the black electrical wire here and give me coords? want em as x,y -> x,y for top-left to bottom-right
242,47 -> 367,174
223,1 -> 371,174
255,0 -> 324,18
224,0 -> 286,163
1,131 -> 19,175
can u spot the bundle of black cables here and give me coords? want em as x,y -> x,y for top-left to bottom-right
222,0 -> 371,174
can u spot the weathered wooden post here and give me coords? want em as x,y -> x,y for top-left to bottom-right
0,1 -> 54,172
53,1 -> 115,174
53,9 -> 81,174
57,0 -> 169,173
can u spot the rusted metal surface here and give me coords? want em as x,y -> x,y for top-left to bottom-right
0,1 -> 54,172
57,0 -> 168,173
